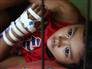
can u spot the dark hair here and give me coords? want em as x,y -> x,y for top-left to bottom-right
85,21 -> 92,69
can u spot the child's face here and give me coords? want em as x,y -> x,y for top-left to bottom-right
47,25 -> 85,64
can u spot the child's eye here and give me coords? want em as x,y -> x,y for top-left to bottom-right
66,28 -> 73,38
64,47 -> 70,57
68,28 -> 73,36
66,27 -> 78,39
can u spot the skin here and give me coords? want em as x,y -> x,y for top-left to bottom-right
0,0 -> 85,68
0,3 -> 41,62
47,25 -> 85,64
0,25 -> 85,68
31,0 -> 83,24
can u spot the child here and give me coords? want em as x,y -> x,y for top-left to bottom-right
0,0 -> 85,68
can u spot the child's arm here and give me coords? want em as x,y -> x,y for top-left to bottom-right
44,0 -> 84,24
0,3 -> 47,62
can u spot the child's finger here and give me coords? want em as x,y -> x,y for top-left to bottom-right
31,3 -> 39,10
27,11 -> 35,20
28,3 -> 49,21
34,6 -> 40,14
31,3 -> 48,18
34,7 -> 49,18
37,10 -> 41,17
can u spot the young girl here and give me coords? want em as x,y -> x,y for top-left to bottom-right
0,0 -> 85,68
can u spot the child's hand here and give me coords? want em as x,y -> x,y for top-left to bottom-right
29,3 -> 48,20
28,3 -> 42,21
17,3 -> 48,33
2,3 -> 49,46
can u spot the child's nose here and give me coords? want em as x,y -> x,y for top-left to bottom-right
57,36 -> 70,47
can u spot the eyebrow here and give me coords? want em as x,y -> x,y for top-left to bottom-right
64,44 -> 73,59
